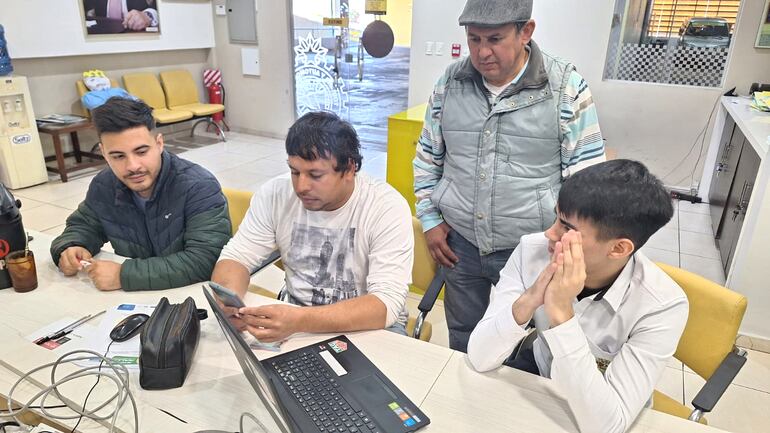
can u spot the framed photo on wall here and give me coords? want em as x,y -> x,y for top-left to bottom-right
757,0 -> 770,48
82,0 -> 160,35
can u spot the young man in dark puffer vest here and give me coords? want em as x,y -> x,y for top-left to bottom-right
51,97 -> 231,291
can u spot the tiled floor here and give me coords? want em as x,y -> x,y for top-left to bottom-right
13,131 -> 769,432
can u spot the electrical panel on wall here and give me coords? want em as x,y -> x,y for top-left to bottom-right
241,47 -> 260,76
226,0 -> 258,44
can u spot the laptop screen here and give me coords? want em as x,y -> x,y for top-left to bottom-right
203,285 -> 294,433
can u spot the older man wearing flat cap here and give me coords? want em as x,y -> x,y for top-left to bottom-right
413,0 -> 605,352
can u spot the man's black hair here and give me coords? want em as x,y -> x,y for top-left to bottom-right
92,97 -> 155,137
557,159 -> 673,250
285,111 -> 363,173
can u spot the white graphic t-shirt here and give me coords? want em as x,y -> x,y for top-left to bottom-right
218,173 -> 413,327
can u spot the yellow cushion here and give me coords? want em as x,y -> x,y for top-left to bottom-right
152,108 -> 193,124
223,188 -> 254,235
123,73 -> 168,111
652,390 -> 708,425
248,283 -> 277,299
406,316 -> 433,342
160,70 -> 203,108
410,217 -> 444,300
656,263 -> 747,379
171,102 -> 225,117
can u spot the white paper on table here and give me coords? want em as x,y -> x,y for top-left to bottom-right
73,303 -> 156,369
25,317 -> 98,349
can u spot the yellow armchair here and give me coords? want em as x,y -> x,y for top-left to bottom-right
122,72 -> 194,125
222,187 -> 254,236
652,262 -> 748,424
159,70 -> 226,142
222,187 -> 281,298
407,216 -> 445,342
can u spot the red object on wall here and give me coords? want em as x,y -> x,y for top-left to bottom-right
207,84 -> 224,122
451,43 -> 461,58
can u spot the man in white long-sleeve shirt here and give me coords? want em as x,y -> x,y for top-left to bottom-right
467,159 -> 689,433
211,111 -> 414,342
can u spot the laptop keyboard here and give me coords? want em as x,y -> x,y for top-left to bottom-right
272,351 -> 383,433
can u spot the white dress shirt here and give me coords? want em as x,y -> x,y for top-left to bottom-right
467,233 -> 689,433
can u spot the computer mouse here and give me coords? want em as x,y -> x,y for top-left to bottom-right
109,313 -> 150,342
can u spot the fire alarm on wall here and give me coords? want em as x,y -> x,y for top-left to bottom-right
451,43 -> 461,58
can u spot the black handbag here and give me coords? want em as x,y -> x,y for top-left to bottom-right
139,296 -> 207,390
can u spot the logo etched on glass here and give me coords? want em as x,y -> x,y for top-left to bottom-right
294,33 -> 348,116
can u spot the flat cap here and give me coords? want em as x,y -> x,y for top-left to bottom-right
458,0 -> 532,27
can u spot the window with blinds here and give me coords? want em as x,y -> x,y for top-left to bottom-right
647,0 -> 741,38
603,0 -> 743,87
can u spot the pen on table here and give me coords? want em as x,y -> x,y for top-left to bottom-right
33,310 -> 106,345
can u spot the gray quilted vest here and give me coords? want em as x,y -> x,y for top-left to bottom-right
435,41 -> 574,254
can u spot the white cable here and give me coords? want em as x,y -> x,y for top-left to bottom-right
660,92 -> 722,185
239,412 -> 268,433
1,350 -> 138,433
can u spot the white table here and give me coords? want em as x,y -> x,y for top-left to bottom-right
0,232 -> 727,432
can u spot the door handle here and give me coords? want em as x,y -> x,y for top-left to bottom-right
357,44 -> 364,82
732,181 -> 750,221
715,162 -> 727,178
333,35 -> 342,89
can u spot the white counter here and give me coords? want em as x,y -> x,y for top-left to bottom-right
722,96 -> 770,156
700,96 -> 770,342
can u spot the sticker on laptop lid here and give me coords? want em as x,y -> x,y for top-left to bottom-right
328,339 -> 348,353
388,402 -> 418,427
319,349 -> 348,376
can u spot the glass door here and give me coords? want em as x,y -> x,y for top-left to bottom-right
291,0 -> 352,120
291,0 -> 411,151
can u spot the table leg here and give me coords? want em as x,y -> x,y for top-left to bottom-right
70,131 -> 82,163
52,134 -> 68,183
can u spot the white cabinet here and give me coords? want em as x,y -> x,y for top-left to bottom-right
700,96 -> 770,341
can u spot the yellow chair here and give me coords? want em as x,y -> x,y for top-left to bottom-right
407,216 -> 445,342
122,72 -> 194,125
75,78 -> 121,118
222,187 -> 254,236
159,70 -> 226,141
222,188 -> 280,298
652,262 -> 748,424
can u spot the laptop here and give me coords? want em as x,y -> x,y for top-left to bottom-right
203,286 -> 430,433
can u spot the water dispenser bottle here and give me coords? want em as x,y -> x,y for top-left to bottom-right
0,24 -> 13,76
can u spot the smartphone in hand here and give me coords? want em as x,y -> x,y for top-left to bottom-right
208,281 -> 246,308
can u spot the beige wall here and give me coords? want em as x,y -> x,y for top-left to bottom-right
210,0 -> 296,139
14,49 -> 212,156
384,0 -> 414,47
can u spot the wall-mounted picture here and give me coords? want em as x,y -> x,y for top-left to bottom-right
757,0 -> 770,48
82,0 -> 160,35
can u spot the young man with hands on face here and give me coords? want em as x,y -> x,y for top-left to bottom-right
467,159 -> 689,433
